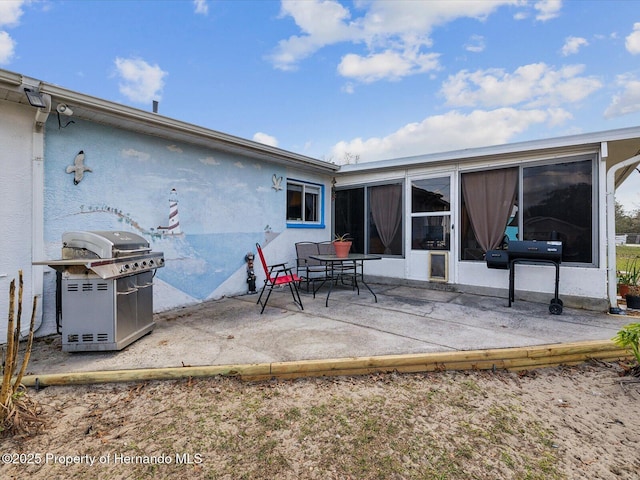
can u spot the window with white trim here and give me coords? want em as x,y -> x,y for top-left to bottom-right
287,180 -> 322,224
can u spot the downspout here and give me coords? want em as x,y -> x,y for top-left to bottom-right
606,150 -> 640,314
28,92 -> 51,336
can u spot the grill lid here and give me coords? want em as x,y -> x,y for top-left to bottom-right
507,240 -> 562,261
62,231 -> 150,258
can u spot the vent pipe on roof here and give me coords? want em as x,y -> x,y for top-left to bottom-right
152,100 -> 158,113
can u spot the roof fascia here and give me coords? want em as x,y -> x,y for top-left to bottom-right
38,82 -> 338,174
337,126 -> 640,175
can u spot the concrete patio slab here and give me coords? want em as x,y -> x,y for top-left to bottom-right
22,282 -> 633,382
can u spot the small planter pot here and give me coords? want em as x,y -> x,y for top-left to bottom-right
626,294 -> 640,310
619,284 -> 630,298
333,241 -> 352,258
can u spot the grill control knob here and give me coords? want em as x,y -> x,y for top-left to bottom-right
132,262 -> 139,271
121,264 -> 130,272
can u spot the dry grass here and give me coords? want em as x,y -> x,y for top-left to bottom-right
2,361 -> 639,480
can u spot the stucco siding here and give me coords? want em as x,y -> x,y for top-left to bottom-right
0,100 -> 36,342
41,116 -> 331,317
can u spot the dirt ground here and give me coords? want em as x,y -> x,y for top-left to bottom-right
1,361 -> 639,480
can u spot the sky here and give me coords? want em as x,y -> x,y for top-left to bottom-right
2,0 -> 640,210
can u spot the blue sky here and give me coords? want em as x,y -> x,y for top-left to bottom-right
2,0 -> 640,209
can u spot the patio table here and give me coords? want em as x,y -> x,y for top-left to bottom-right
309,253 -> 381,307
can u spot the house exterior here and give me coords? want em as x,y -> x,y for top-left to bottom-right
335,130 -> 640,312
1,67 -> 639,343
0,69 -> 337,343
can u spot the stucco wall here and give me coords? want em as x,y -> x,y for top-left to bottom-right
0,100 -> 36,343
41,116 -> 331,328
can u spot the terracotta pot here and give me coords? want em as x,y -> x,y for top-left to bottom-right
627,294 -> 640,310
333,241 -> 352,258
619,284 -> 630,298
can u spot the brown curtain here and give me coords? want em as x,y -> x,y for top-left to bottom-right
370,184 -> 402,254
462,168 -> 518,252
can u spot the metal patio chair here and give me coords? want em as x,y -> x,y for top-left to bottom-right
295,241 -> 328,292
255,243 -> 304,314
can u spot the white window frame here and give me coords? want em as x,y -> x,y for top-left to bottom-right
286,179 -> 323,227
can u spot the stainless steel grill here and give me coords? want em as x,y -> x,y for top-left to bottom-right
36,231 -> 164,352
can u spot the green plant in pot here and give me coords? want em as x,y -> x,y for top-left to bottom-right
626,284 -> 640,310
617,258 -> 640,299
333,233 -> 352,258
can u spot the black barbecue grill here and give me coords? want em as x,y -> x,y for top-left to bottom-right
486,240 -> 563,314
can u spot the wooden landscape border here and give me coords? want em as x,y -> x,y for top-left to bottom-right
20,340 -> 632,387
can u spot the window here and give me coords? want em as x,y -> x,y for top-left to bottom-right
287,180 -> 323,226
460,157 -> 595,265
411,177 -> 451,251
335,188 -> 365,253
522,160 -> 593,264
335,182 -> 403,256
460,168 -> 518,260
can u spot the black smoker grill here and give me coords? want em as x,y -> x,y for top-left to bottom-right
35,231 -> 164,352
486,240 -> 563,315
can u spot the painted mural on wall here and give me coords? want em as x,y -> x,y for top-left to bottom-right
43,117 -> 286,301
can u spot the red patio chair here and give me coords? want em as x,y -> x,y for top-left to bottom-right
255,243 -> 304,314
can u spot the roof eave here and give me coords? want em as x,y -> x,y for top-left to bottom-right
337,126 -> 640,174
35,80 -> 338,174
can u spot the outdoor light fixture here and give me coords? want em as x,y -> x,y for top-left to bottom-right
24,87 -> 47,108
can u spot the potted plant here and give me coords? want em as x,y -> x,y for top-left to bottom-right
333,233 -> 352,258
626,284 -> 640,310
618,258 -> 640,298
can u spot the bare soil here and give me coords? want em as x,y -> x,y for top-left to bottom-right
1,361 -> 639,480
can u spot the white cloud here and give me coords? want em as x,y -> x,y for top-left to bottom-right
626,22 -> 640,55
199,156 -> 221,166
561,36 -> 588,56
253,132 -> 279,147
0,0 -> 26,64
534,0 -> 562,21
193,0 -> 208,15
0,1 -> 25,27
546,107 -> 573,126
167,145 -> 183,153
121,148 -> 151,161
329,108 -> 557,163
114,57 -> 167,104
0,31 -> 16,64
441,63 -> 602,108
465,35 -> 486,53
268,0 -> 353,71
269,0 -> 515,81
341,82 -> 355,94
605,74 -> 640,118
338,49 -> 440,83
